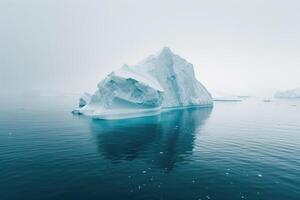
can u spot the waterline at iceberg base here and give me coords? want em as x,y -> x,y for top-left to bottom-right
73,47 -> 213,119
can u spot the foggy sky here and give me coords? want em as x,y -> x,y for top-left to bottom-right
1,0 -> 300,97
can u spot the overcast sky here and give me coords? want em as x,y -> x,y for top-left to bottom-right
1,0 -> 300,97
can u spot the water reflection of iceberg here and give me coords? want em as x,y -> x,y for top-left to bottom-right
89,107 -> 212,170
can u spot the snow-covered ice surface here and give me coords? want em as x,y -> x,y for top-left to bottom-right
274,88 -> 300,99
73,47 -> 213,119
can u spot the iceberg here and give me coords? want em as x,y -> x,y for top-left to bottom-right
274,88 -> 300,99
73,47 -> 213,119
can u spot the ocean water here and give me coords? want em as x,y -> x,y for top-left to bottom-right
0,97 -> 299,200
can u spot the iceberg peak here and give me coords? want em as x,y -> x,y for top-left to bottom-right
157,47 -> 174,64
159,46 -> 173,56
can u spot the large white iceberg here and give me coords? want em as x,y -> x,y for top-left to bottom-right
274,88 -> 300,99
73,47 -> 213,119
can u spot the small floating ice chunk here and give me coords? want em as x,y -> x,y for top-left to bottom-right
71,109 -> 81,115
159,151 -> 164,154
258,174 -> 262,177
213,92 -> 242,102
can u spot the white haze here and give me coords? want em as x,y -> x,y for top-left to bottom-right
1,0 -> 300,98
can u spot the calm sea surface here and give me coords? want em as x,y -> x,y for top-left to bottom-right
0,97 -> 299,200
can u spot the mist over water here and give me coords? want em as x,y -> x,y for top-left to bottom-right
1,0 -> 300,97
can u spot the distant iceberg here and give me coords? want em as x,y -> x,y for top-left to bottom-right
73,47 -> 213,119
274,88 -> 300,99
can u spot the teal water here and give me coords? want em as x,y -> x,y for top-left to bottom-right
0,97 -> 299,200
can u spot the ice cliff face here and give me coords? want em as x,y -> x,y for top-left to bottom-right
73,47 -> 213,119
274,88 -> 300,99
